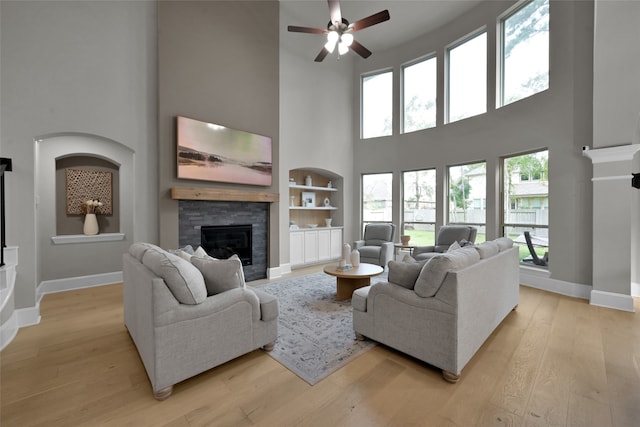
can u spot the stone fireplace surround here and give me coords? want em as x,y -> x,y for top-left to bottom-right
178,200 -> 268,281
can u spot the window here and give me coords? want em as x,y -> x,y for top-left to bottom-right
447,31 -> 487,123
448,162 -> 486,241
362,70 -> 393,139
499,0 -> 549,106
501,149 -> 549,264
362,172 -> 393,233
402,169 -> 436,245
402,56 -> 437,133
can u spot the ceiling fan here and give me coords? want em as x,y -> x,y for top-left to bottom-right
287,0 -> 390,62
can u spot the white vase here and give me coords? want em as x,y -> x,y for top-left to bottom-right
351,249 -> 360,267
83,213 -> 99,235
305,175 -> 312,186
342,243 -> 351,266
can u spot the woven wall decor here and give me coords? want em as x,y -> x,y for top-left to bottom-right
66,168 -> 113,215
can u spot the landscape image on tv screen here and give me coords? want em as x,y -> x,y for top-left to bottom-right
177,116 -> 272,186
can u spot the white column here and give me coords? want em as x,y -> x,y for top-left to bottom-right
583,144 -> 640,311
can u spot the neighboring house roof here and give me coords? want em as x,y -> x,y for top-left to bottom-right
512,181 -> 548,197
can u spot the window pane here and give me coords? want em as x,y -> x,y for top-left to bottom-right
362,71 -> 393,139
403,57 -> 437,133
362,173 -> 393,223
447,32 -> 487,123
502,150 -> 549,264
448,162 -> 486,232
402,169 -> 436,245
502,0 -> 549,106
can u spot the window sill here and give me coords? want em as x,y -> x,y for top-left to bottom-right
51,233 -> 125,245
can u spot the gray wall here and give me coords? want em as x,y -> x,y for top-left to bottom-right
157,1 -> 281,268
592,0 -> 640,287
352,1 -> 594,286
279,2 -> 356,267
0,1 -> 157,313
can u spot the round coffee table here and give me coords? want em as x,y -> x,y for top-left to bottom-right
323,263 -> 384,300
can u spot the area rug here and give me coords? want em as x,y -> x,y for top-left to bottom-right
254,270 -> 387,385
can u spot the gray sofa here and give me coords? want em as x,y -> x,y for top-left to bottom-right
352,237 -> 519,382
123,243 -> 278,399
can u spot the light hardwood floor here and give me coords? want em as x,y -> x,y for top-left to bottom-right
2,266 -> 639,426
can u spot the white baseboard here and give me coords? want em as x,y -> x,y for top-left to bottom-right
268,264 -> 291,279
590,290 -> 635,312
37,271 -> 123,302
632,282 -> 640,298
0,304 -> 41,351
519,266 -> 591,300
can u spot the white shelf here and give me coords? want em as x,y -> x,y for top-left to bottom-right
288,184 -> 337,192
289,207 -> 337,210
51,233 -> 126,245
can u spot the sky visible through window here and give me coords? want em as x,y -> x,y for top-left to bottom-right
403,57 -> 437,133
448,32 -> 487,123
362,71 -> 392,138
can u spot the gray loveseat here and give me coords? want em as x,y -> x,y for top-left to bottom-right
352,237 -> 519,382
123,243 -> 278,399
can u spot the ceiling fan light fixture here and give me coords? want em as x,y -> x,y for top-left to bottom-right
326,31 -> 339,44
338,41 -> 349,55
341,33 -> 353,47
325,39 -> 337,53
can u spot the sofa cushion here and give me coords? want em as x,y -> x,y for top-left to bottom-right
475,241 -> 499,259
142,249 -> 207,304
495,237 -> 514,251
414,247 -> 480,298
191,257 -> 244,296
388,260 -> 424,290
129,242 -> 163,261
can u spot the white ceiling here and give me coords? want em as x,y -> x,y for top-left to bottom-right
281,0 -> 486,56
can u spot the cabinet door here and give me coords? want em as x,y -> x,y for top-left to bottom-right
330,229 -> 343,259
290,232 -> 305,266
304,230 -> 319,263
318,229 -> 331,261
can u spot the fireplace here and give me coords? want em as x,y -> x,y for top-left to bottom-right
201,224 -> 252,266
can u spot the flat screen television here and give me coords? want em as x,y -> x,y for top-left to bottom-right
177,116 -> 272,186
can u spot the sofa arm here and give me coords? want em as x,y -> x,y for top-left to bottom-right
366,281 -> 455,315
251,288 -> 279,321
154,285 -> 261,327
353,240 -> 365,250
412,245 -> 436,257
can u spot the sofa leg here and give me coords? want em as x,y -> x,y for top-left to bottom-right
442,370 -> 460,383
262,341 -> 276,352
154,385 -> 173,400
355,332 -> 365,341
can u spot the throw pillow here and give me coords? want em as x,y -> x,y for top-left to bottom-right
191,257 -> 244,295
414,248 -> 480,298
142,248 -> 207,304
193,246 -> 209,258
387,260 -> 424,290
495,237 -> 514,251
228,254 -> 246,287
447,241 -> 462,252
176,250 -> 193,262
475,241 -> 499,259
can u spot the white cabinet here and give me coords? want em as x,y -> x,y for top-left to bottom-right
289,232 -> 305,266
304,230 -> 318,263
290,228 -> 343,268
318,229 -> 331,261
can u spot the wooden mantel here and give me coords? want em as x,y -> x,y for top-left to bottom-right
171,186 -> 279,203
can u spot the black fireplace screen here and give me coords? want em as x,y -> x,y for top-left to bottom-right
200,224 -> 252,266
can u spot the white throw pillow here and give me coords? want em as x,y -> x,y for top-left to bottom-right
193,246 -> 209,258
447,241 -> 462,252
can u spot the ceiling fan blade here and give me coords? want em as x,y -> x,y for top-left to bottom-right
349,10 -> 390,32
287,25 -> 326,35
328,0 -> 342,25
314,47 -> 330,62
350,40 -> 372,59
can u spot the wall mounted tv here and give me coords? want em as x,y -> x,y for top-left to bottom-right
177,116 -> 272,186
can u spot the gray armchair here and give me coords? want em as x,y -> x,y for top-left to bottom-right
412,225 -> 477,261
354,223 -> 396,268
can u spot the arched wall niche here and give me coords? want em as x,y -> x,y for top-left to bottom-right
36,133 -> 135,282
55,155 -> 120,235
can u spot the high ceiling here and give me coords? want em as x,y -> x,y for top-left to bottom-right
281,0 -> 487,57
